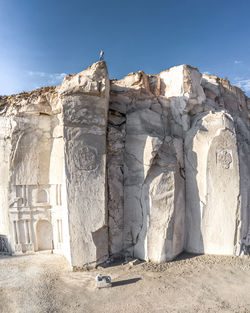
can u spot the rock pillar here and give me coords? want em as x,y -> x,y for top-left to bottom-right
185,111 -> 240,254
59,61 -> 110,267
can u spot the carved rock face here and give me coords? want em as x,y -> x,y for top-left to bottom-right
0,61 -> 249,268
185,111 -> 242,255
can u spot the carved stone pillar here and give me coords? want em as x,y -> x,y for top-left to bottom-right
28,220 -> 32,244
26,219 -> 34,252
13,221 -> 18,244
14,220 -> 22,254
16,220 -> 21,244
25,220 -> 29,244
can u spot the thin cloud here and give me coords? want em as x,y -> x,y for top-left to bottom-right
233,78 -> 250,93
234,60 -> 242,64
28,71 -> 46,77
48,72 -> 67,84
203,71 -> 211,75
27,71 -> 67,85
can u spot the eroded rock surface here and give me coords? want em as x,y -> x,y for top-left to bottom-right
59,61 -> 110,267
185,111 -> 240,254
0,61 -> 249,267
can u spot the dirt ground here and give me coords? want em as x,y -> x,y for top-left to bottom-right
0,252 -> 250,313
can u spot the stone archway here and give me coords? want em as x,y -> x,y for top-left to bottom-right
36,220 -> 53,251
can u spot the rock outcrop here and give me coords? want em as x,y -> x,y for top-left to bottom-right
59,62 -> 110,266
0,61 -> 249,268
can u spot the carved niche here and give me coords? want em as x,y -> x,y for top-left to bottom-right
31,187 -> 49,206
36,189 -> 48,204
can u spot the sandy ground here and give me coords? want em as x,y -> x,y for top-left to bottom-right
0,252 -> 250,313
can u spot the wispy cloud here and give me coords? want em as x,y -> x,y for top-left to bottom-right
233,77 -> 250,93
27,71 -> 67,85
28,71 -> 46,77
203,71 -> 211,75
234,60 -> 242,64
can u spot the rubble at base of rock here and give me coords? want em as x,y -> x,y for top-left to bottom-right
0,61 -> 249,268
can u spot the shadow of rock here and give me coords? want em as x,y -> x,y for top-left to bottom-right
112,277 -> 141,287
171,251 -> 203,262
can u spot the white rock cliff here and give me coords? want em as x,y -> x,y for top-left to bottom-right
0,61 -> 249,266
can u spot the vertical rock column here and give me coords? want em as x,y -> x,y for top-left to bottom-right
59,62 -> 110,267
235,117 -> 250,254
185,111 -> 240,255
109,69 -> 187,262
0,117 -> 11,237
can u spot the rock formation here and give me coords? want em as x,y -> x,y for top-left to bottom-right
0,61 -> 249,267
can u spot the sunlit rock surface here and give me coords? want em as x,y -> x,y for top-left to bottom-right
185,111 -> 240,254
59,61 -> 110,267
0,62 -> 249,266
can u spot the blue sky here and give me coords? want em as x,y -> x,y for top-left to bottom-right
1,0 -> 250,96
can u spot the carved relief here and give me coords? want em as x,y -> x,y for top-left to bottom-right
12,220 -> 22,253
36,220 -> 53,251
57,219 -> 63,243
32,188 -> 49,205
14,244 -> 22,253
13,220 -> 20,244
36,189 -> 48,203
11,219 -> 34,253
73,146 -> 98,171
24,220 -> 31,244
10,185 -> 52,208
216,150 -> 233,169
56,184 -> 62,206
9,185 -> 27,208
23,243 -> 34,251
8,184 -> 64,254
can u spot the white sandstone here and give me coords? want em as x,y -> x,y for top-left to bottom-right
0,61 -> 249,267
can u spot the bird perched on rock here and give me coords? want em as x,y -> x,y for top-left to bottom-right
99,50 -> 104,61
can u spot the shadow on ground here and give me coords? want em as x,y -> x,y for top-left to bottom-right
98,256 -> 145,269
171,252 -> 204,262
112,278 -> 141,287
